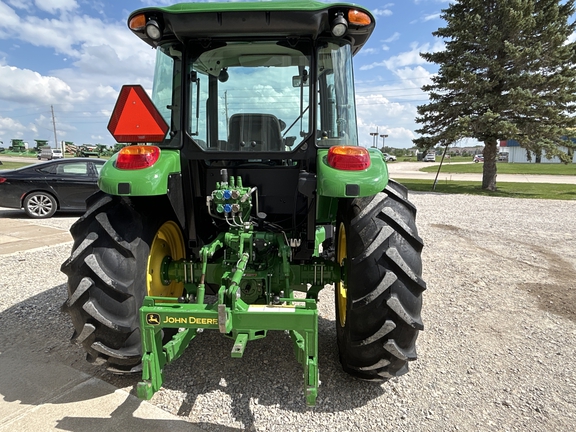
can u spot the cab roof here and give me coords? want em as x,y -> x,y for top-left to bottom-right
128,0 -> 375,55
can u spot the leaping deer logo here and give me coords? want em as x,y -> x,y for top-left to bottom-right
146,313 -> 161,325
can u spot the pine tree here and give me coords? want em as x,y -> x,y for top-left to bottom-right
414,0 -> 576,190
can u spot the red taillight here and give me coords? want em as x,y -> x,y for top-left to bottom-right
116,145 -> 160,170
0,177 -> 6,184
327,146 -> 371,170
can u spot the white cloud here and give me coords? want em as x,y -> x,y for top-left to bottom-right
358,47 -> 378,56
360,40 -> 444,71
0,65 -> 78,105
354,64 -> 436,148
139,0 -> 176,5
383,32 -> 400,43
373,8 -> 393,17
0,2 -> 20,31
0,116 -> 29,139
6,0 -> 33,11
395,65 -> 434,87
355,90 -> 421,148
0,1 -> 157,145
34,0 -> 78,14
422,13 -> 441,22
0,3 -> 151,64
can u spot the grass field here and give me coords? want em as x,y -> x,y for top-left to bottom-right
0,161 -> 33,170
399,178 -> 576,200
419,162 -> 576,175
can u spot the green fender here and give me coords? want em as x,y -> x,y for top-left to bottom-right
316,148 -> 389,223
98,149 -> 181,196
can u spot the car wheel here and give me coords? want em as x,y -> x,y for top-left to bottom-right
23,192 -> 57,218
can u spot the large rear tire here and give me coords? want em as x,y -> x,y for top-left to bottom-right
61,192 -> 185,372
336,179 -> 426,380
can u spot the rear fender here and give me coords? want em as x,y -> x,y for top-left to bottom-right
98,149 -> 181,196
316,148 -> 388,223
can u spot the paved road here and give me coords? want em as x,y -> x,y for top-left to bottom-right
0,211 -> 200,431
388,161 -> 576,184
2,155 -> 576,184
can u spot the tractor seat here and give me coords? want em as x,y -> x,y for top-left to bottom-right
227,113 -> 283,152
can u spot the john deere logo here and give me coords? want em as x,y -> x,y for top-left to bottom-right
146,313 -> 161,325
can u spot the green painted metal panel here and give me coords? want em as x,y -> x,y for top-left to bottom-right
316,148 -> 389,198
139,1 -> 368,14
98,149 -> 181,196
316,195 -> 339,223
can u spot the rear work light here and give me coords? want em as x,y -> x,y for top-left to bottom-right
327,146 -> 371,171
116,145 -> 160,170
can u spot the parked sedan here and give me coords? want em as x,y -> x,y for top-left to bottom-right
0,158 -> 105,218
382,153 -> 397,162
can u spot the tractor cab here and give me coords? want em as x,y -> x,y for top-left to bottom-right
151,37 -> 359,155
131,1 -> 374,159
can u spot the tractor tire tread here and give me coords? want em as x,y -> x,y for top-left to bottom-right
337,181 -> 425,381
62,192 -> 157,372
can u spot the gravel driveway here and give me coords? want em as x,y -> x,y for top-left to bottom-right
1,192 -> 575,431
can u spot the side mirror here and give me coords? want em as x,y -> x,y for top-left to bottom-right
292,75 -> 310,87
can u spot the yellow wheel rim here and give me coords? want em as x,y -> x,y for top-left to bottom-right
336,222 -> 347,327
147,221 -> 185,298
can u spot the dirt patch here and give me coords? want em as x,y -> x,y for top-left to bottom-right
517,245 -> 576,322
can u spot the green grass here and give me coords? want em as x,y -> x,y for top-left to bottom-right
399,178 -> 576,200
0,151 -> 38,158
420,162 -> 576,175
438,155 -> 472,163
0,160 -> 33,170
395,155 -> 473,163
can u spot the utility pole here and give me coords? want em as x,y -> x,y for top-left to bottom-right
380,134 -> 388,150
369,127 -> 379,147
224,91 -> 229,137
51,105 -> 58,149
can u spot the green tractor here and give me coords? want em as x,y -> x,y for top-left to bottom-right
61,0 -> 425,406
75,144 -> 101,158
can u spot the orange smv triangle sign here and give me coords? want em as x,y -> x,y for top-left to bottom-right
107,85 -> 169,143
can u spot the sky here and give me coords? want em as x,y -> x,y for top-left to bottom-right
0,0 -> 486,149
